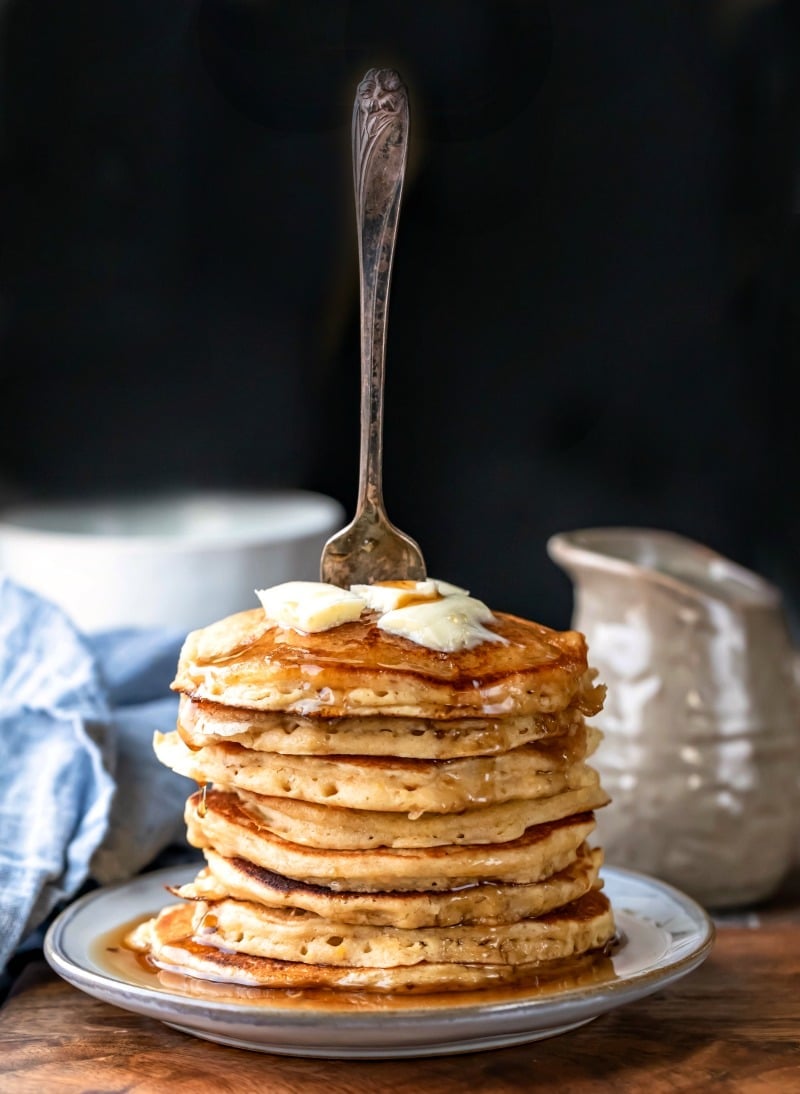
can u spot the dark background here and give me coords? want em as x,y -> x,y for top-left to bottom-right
1,0 -> 798,631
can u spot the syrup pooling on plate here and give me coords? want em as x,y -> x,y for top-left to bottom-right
129,576 -> 615,994
50,865 -> 713,1056
93,914 -> 620,1010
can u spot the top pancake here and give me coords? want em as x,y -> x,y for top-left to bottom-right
172,607 -> 602,719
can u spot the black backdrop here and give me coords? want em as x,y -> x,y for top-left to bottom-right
1,1 -> 798,630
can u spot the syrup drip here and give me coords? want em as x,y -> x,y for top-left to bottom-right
91,915 -> 621,1012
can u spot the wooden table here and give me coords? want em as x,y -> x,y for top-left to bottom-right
2,875 -> 799,1094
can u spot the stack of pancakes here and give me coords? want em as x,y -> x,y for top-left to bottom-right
129,594 -> 615,993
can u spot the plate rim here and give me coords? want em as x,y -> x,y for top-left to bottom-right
44,862 -> 714,1045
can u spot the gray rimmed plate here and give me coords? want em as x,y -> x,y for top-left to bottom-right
44,864 -> 713,1059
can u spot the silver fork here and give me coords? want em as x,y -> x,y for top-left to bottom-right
320,68 -> 426,588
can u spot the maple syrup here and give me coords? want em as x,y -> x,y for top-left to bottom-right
90,912 -> 620,1012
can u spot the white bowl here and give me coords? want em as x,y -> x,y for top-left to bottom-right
0,491 -> 345,633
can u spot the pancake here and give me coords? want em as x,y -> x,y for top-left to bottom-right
172,890 -> 613,967
154,949 -> 617,1000
184,788 -> 597,890
172,608 -> 606,719
178,694 -> 598,759
172,845 -> 604,928
155,730 -> 602,813
209,783 -> 609,849
127,889 -> 615,992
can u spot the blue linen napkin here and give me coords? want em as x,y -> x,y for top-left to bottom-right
0,576 -> 194,973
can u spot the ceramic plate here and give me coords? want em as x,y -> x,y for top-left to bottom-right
44,864 -> 713,1059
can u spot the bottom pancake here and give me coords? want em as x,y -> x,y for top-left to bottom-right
154,947 -> 617,1004
127,890 -> 615,993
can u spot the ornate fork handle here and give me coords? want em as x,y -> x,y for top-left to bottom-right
352,68 -> 408,518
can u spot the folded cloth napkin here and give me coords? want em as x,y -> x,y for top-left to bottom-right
0,576 -> 194,973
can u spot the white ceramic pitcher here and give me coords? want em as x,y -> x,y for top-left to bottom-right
548,527 -> 800,908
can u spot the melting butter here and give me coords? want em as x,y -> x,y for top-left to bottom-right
253,578 -> 502,651
350,578 -> 468,612
377,594 -> 507,652
255,581 -> 366,633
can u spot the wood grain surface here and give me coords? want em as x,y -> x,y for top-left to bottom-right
2,922 -> 799,1094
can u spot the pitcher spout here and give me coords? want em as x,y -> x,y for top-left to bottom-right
547,526 -> 780,610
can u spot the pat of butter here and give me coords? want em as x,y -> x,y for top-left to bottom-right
377,594 -> 505,652
433,579 -> 469,597
350,578 -> 469,613
255,581 -> 365,633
